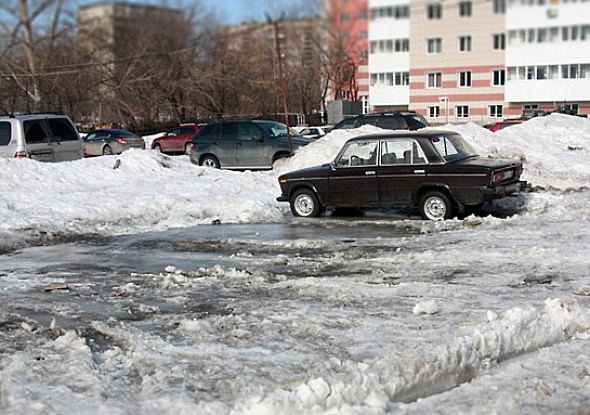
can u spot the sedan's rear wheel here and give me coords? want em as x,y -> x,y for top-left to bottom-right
102,145 -> 113,156
419,191 -> 455,221
201,155 -> 220,169
290,189 -> 321,217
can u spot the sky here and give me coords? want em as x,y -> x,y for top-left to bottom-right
72,0 -> 316,25
1,114 -> 590,413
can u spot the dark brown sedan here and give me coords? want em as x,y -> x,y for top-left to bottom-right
277,130 -> 527,220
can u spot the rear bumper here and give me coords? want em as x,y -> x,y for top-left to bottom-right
481,180 -> 527,197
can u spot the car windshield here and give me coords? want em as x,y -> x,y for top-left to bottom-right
256,121 -> 301,138
431,133 -> 478,162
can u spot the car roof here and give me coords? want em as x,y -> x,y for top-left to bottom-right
345,130 -> 456,142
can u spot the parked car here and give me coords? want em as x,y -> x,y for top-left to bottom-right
0,113 -> 85,161
190,120 -> 311,170
356,112 -> 430,130
83,128 -> 145,156
330,112 -> 430,132
152,123 -> 199,155
298,126 -> 328,139
277,130 -> 527,220
329,116 -> 361,131
485,120 -> 523,132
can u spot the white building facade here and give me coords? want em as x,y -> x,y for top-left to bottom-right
366,0 -> 590,124
505,0 -> 590,117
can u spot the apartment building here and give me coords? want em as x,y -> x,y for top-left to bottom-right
364,0 -> 590,125
505,0 -> 590,117
324,0 -> 370,113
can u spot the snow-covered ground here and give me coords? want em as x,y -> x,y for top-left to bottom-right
0,114 -> 589,414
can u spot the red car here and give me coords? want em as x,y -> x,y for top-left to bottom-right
486,120 -> 523,132
152,124 -> 199,155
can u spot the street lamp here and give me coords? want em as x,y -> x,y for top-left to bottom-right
265,11 -> 293,156
439,96 -> 449,124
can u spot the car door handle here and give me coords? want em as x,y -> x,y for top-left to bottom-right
365,171 -> 376,176
414,170 -> 426,175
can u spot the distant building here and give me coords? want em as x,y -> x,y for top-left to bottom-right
505,0 -> 590,118
77,2 -> 188,61
324,0 -> 370,114
361,0 -> 590,124
76,2 -> 190,124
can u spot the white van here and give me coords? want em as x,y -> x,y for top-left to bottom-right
0,114 -> 85,161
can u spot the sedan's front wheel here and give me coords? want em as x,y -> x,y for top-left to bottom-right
290,189 -> 321,217
419,191 -> 455,221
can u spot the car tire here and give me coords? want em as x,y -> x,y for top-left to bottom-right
201,155 -> 220,168
290,188 -> 321,218
103,145 -> 113,156
419,191 -> 456,221
154,144 -> 162,153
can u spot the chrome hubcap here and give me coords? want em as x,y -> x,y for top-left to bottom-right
425,196 -> 446,220
295,194 -> 314,216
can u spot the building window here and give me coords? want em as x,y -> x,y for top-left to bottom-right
428,106 -> 440,118
458,1 -> 472,17
396,39 -> 410,52
456,105 -> 469,118
359,31 -> 367,40
426,72 -> 442,88
492,34 -> 505,50
427,3 -> 442,19
491,69 -> 505,86
492,0 -> 506,14
458,36 -> 472,52
360,50 -> 368,61
489,105 -> 503,118
371,72 -> 410,86
362,96 -> 370,115
341,13 -> 349,23
426,38 -> 442,54
458,71 -> 472,87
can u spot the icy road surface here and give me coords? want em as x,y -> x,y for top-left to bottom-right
1,215 -> 589,415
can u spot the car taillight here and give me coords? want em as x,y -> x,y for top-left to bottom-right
115,138 -> 127,144
492,170 -> 514,184
14,151 -> 26,158
187,143 -> 194,154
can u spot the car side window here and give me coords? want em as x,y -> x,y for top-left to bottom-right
24,120 -> 49,144
0,122 -> 11,146
238,123 -> 263,141
168,129 -> 180,137
220,122 -> 238,140
199,124 -> 220,140
379,116 -> 406,130
380,140 -> 427,165
48,118 -> 79,142
336,141 -> 378,167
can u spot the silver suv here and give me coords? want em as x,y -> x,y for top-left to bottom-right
0,114 -> 85,161
189,120 -> 310,169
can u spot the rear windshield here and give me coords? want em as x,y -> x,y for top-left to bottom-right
404,114 -> 430,129
0,122 -> 11,146
432,133 -> 478,162
255,121 -> 301,138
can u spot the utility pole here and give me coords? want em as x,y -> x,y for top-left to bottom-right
266,12 -> 293,156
